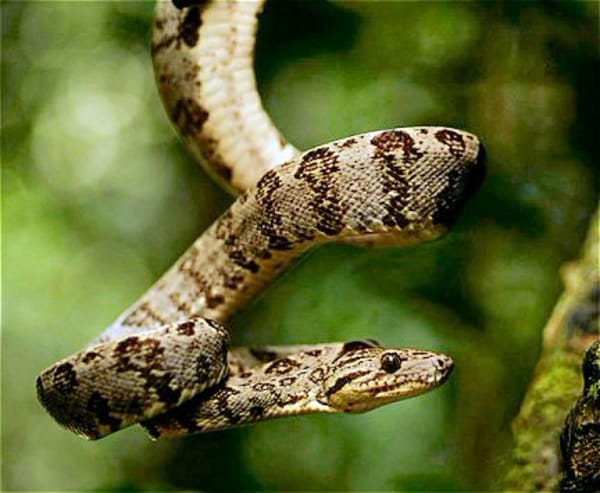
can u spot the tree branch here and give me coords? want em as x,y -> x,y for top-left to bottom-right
501,206 -> 599,492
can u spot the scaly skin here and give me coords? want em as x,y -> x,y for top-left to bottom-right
36,0 -> 486,440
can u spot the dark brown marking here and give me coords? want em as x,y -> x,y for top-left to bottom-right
249,348 -> 279,363
171,98 -> 209,137
173,0 -> 208,8
203,317 -> 225,332
86,391 -> 122,433
51,362 -> 78,394
294,146 -> 345,236
205,292 -> 225,308
304,349 -> 323,357
228,250 -> 259,273
370,130 -> 423,161
113,337 -> 165,373
280,377 -> 297,386
324,370 -> 369,396
338,137 -> 357,149
151,35 -> 178,56
265,357 -> 301,375
249,405 -> 265,418
278,392 -> 304,406
213,161 -> 233,181
341,340 -> 379,354
267,235 -> 293,250
308,368 -> 325,384
214,210 -> 233,241
148,372 -> 182,405
212,387 -> 242,424
253,382 -> 276,392
256,249 -> 272,260
432,145 -> 486,226
179,6 -> 202,47
255,170 -> 296,250
370,132 -> 414,229
434,129 -> 466,158
334,353 -> 371,366
81,351 -> 102,364
382,194 -> 410,228
113,337 -> 140,357
222,271 -> 245,290
176,320 -> 196,336
300,146 -> 336,165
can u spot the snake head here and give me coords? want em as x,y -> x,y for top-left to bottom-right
335,126 -> 486,247
318,343 -> 453,413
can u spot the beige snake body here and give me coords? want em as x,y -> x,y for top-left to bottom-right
152,0 -> 298,193
36,0 -> 485,440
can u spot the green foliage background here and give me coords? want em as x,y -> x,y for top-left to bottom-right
2,1 -> 598,490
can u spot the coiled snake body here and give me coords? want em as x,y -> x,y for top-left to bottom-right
36,0 -> 486,440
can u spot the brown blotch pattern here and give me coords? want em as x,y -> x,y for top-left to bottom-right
123,301 -> 167,328
370,132 -> 413,228
294,146 -> 345,236
432,156 -> 485,226
371,130 -> 423,162
113,337 -> 165,374
265,357 -> 301,375
179,6 -> 202,47
255,170 -> 295,250
249,348 -> 279,363
341,340 -> 379,354
309,368 -> 325,384
175,320 -> 196,336
86,391 -> 122,433
51,362 -> 79,394
172,98 -> 209,138
253,382 -> 276,392
434,129 -> 466,158
81,351 -> 102,365
324,370 -> 369,397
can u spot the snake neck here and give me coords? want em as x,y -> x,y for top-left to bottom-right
94,206 -> 312,343
152,0 -> 299,194
96,126 -> 484,344
142,344 -> 342,437
142,340 -> 454,438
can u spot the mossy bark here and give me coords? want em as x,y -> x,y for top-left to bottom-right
501,207 -> 599,492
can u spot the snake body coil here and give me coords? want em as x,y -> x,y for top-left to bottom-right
36,0 -> 485,440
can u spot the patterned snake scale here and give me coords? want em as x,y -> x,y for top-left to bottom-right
36,0 -> 486,440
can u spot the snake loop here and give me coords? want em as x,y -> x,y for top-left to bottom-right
36,0 -> 485,440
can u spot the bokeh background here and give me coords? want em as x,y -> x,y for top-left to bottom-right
2,1 -> 598,491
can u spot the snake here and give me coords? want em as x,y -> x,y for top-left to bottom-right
36,0 -> 486,440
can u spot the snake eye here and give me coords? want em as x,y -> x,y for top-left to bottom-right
380,353 -> 403,373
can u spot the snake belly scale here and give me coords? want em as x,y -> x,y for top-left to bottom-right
36,0 -> 486,440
